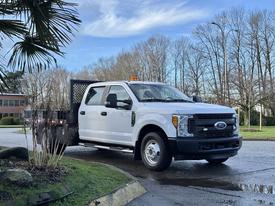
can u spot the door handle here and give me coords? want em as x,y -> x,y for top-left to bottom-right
101,111 -> 107,116
80,111 -> 85,115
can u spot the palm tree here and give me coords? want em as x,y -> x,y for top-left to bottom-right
0,0 -> 81,91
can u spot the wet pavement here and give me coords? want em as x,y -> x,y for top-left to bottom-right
0,128 -> 33,149
1,128 -> 275,205
65,141 -> 275,206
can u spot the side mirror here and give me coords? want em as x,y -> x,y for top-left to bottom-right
121,99 -> 133,110
122,99 -> 132,105
192,95 -> 202,103
105,93 -> 117,108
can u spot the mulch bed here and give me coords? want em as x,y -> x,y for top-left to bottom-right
0,159 -> 69,185
0,191 -> 12,201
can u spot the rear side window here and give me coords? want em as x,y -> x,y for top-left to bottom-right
85,87 -> 105,105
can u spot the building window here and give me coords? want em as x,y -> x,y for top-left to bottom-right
9,100 -> 15,107
3,100 -> 8,106
13,113 -> 19,118
24,110 -> 32,119
20,100 -> 25,106
15,100 -> 19,106
0,100 -> 2,106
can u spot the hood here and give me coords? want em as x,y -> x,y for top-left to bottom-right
139,102 -> 235,115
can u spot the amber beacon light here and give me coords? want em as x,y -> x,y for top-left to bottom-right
130,75 -> 138,81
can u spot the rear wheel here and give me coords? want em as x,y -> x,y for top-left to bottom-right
141,132 -> 172,171
206,158 -> 228,165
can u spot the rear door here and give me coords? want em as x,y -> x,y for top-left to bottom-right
78,86 -> 107,142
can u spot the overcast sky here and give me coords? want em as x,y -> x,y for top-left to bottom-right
56,0 -> 275,71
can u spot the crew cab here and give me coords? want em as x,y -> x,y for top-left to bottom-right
74,81 -> 242,171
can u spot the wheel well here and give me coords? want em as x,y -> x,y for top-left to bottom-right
134,124 -> 168,160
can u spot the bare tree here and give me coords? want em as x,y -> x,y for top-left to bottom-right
75,8 -> 275,126
134,35 -> 170,82
186,45 -> 205,96
170,37 -> 189,92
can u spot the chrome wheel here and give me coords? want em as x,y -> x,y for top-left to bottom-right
144,139 -> 160,166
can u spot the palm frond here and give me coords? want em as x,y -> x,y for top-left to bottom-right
1,0 -> 81,75
0,1 -> 16,15
8,35 -> 63,73
0,63 -> 8,92
13,0 -> 81,46
0,19 -> 26,38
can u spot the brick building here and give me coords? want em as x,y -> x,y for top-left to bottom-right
0,94 -> 27,119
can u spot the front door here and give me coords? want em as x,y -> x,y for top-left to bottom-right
103,85 -> 133,145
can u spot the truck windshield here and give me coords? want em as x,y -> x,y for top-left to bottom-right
129,83 -> 193,103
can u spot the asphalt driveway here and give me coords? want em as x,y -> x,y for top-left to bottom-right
1,128 -> 275,205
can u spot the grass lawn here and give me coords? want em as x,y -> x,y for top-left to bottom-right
0,125 -> 23,128
15,128 -> 31,134
0,157 -> 131,206
240,126 -> 275,140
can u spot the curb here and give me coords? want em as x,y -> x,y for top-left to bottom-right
243,138 -> 275,141
89,180 -> 146,206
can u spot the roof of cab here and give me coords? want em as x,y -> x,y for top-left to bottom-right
127,81 -> 165,85
89,81 -> 165,87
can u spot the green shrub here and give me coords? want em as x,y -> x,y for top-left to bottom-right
250,110 -> 260,125
238,110 -> 261,126
264,116 -> 275,126
0,117 -> 21,125
14,117 -> 21,125
239,110 -> 245,126
0,117 -> 14,125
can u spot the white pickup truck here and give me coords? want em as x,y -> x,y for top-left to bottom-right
38,80 -> 242,171
78,81 -> 242,171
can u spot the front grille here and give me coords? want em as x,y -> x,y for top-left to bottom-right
188,114 -> 235,138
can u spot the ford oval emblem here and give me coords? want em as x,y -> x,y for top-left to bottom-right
214,121 -> 227,130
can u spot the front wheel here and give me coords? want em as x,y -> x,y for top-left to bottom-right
206,158 -> 228,165
141,132 -> 172,171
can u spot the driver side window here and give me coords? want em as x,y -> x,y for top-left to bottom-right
108,85 -> 131,108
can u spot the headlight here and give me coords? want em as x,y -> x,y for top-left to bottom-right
233,114 -> 240,135
172,114 -> 193,137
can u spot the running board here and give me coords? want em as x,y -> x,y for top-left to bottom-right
79,142 -> 133,153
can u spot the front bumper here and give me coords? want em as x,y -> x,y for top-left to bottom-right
168,135 -> 242,160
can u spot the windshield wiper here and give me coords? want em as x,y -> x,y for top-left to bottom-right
141,99 -> 169,102
141,99 -> 193,103
166,99 -> 193,103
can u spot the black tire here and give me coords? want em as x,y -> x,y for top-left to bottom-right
141,132 -> 172,171
206,158 -> 228,165
97,148 -> 106,151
